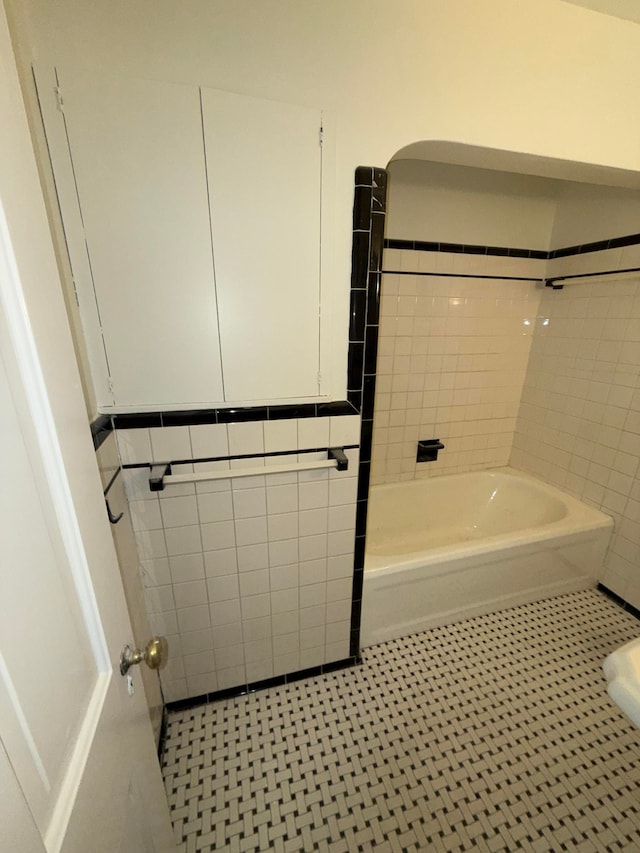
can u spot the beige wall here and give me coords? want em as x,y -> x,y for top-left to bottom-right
8,0 -> 640,412
386,161 -> 559,249
372,255 -> 542,485
11,0 -> 640,175
372,158 -> 640,487
550,184 -> 640,248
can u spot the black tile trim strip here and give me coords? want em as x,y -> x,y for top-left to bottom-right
157,705 -> 169,761
550,232 -> 640,258
385,230 -> 640,261
382,269 -> 542,283
121,444 -> 360,470
112,401 -> 358,430
385,238 -> 547,259
164,656 -> 362,712
598,583 -> 640,622
103,466 -> 121,496
348,166 -> 386,660
91,413 -> 113,449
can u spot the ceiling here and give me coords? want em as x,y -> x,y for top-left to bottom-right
559,0 -> 640,24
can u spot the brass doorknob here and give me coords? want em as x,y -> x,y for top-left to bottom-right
120,637 -> 168,676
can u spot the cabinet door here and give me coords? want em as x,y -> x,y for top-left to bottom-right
55,72 -> 224,408
201,88 -> 323,402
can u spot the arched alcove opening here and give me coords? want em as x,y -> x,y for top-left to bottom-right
356,139 -> 640,629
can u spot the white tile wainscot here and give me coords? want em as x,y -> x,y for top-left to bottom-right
118,416 -> 360,701
511,275 -> 640,611
372,249 -> 542,485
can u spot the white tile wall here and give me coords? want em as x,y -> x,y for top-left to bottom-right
118,417 -> 359,702
511,271 -> 640,610
98,433 -> 164,743
372,248 -> 542,484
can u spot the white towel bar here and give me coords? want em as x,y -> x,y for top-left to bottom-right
149,448 -> 348,491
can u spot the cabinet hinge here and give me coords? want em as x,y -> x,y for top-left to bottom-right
319,125 -> 323,147
54,85 -> 64,113
317,371 -> 322,387
107,376 -> 115,395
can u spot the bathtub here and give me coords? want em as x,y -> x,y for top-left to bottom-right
361,467 -> 613,647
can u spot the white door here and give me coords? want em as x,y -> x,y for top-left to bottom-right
0,6 -> 177,853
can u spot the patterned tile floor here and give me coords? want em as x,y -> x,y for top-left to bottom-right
161,590 -> 640,852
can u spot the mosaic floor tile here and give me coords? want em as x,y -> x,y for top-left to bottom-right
162,590 -> 640,851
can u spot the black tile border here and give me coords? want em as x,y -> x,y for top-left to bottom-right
91,413 -> 113,449
550,232 -> 640,258
349,166 -> 387,658
112,400 -> 358,430
157,705 -> 169,760
598,583 -> 640,622
384,230 -> 640,262
164,655 -> 362,714
385,238 -> 547,259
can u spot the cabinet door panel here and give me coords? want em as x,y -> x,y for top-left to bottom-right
201,88 -> 322,402
60,72 -> 224,408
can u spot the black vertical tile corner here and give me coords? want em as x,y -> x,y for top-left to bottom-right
346,165 -> 387,660
357,460 -> 371,502
364,326 -> 379,376
370,212 -> 386,272
355,499 -> 368,537
353,185 -> 373,231
349,289 -> 367,342
347,342 -> 364,392
359,418 -> 373,463
372,184 -> 386,210
372,167 -> 387,189
353,535 -> 366,573
366,273 -> 381,327
351,231 -> 371,289
355,166 -> 374,186
349,628 -> 361,658
361,375 -> 376,420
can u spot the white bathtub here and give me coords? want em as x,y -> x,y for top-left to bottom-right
361,467 -> 613,647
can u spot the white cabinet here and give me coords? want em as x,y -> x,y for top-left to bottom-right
37,70 -> 330,410
202,88 -> 322,401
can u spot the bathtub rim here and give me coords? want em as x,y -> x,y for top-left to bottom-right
364,466 -> 613,575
